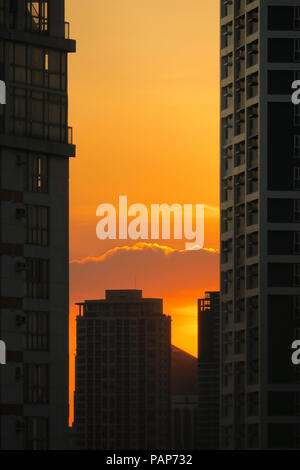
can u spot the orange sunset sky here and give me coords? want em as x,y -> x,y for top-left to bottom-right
66,0 -> 220,422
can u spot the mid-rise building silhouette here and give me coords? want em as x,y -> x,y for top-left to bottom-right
171,345 -> 198,450
73,290 -> 171,450
220,0 -> 300,449
198,292 -> 220,449
0,0 -> 75,449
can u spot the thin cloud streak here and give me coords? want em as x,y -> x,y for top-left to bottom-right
70,242 -> 219,264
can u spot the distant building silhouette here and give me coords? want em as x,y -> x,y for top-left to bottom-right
198,292 -> 220,449
73,290 -> 171,450
171,346 -> 197,449
0,0 -> 75,450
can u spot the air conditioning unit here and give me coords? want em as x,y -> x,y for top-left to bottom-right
15,207 -> 26,219
16,314 -> 26,327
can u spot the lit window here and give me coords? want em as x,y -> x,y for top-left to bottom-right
26,1 -> 48,34
25,153 -> 48,193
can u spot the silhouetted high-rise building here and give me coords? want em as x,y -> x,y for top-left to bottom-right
198,292 -> 220,449
0,0 -> 75,450
171,346 -> 198,450
73,290 -> 171,450
221,0 -> 300,449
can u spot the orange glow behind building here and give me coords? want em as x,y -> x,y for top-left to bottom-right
66,0 -> 220,424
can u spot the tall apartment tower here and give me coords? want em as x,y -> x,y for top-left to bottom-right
0,1 -> 75,449
221,0 -> 300,449
73,290 -> 171,450
198,292 -> 220,449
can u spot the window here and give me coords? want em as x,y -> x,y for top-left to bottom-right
293,167 -> 300,190
235,329 -> 245,354
247,72 -> 258,99
25,258 -> 49,299
247,263 -> 258,289
222,84 -> 233,110
26,205 -> 49,246
235,173 -> 245,203
247,296 -> 259,327
295,136 -> 300,157
294,264 -> 300,287
25,153 -> 48,193
248,105 -> 258,137
247,200 -> 258,226
294,200 -> 300,222
222,115 -> 233,143
9,43 -> 67,91
25,311 -> 49,351
295,7 -> 300,30
247,359 -> 258,385
235,361 -> 245,386
235,109 -> 245,135
222,269 -> 233,294
247,8 -> 258,36
294,107 -> 300,128
247,167 -> 258,194
248,136 -> 258,167
0,0 -> 4,26
235,47 -> 245,79
247,424 -> 259,449
295,40 -> 300,62
25,417 -> 48,450
247,232 -> 258,257
222,53 -> 233,79
24,364 -> 48,404
247,392 -> 259,417
221,0 -> 233,19
234,141 -> 245,167
235,15 -> 245,47
223,363 -> 233,387
247,40 -> 259,67
222,394 -> 233,417
223,332 -> 233,358
26,1 -> 48,34
293,297 -> 300,320
294,232 -> 300,254
10,88 -> 68,143
221,22 -> 233,49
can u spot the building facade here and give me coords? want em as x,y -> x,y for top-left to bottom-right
0,0 -> 75,449
73,290 -> 171,450
198,292 -> 220,449
221,0 -> 300,449
171,346 -> 198,450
